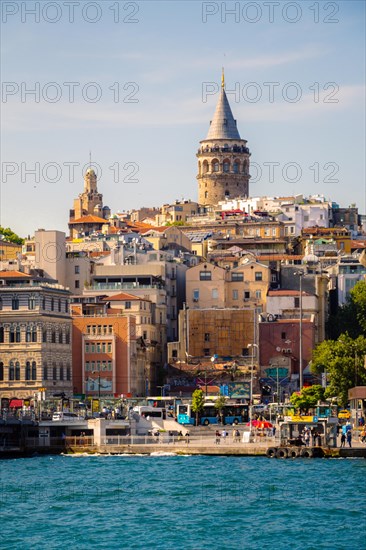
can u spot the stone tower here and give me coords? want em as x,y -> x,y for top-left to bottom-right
197,73 -> 251,206
70,168 -> 104,221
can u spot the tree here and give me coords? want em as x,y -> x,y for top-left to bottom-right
311,333 -> 366,406
0,226 -> 24,245
214,396 -> 226,424
328,281 -> 366,339
290,385 -> 325,414
191,389 -> 205,426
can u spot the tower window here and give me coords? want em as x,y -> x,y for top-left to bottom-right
234,162 -> 239,173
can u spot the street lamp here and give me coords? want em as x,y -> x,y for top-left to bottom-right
294,271 -> 304,391
248,343 -> 259,433
92,370 -> 101,409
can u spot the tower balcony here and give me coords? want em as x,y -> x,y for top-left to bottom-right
197,145 -> 250,155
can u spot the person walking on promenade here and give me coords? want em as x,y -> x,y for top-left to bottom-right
215,430 -> 221,445
340,432 -> 346,447
346,430 -> 352,448
221,429 -> 227,443
304,428 -> 310,447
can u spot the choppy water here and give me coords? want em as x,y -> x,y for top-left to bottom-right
1,454 -> 365,550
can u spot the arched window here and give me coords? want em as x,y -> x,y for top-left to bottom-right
32,327 -> 37,342
10,327 -> 15,343
225,190 -> 230,197
15,326 -> 21,343
25,361 -> 31,380
42,328 -> 47,343
0,362 -> 3,381
28,296 -> 36,310
26,327 -> 31,343
198,161 -> 201,176
66,365 -> 71,381
42,297 -> 46,310
0,326 -> 3,343
43,362 -> 48,381
51,329 -> 56,343
65,330 -> 70,345
243,160 -> 248,174
212,159 -> 219,172
233,161 -> 239,174
15,361 -> 20,380
12,297 -> 19,310
53,363 -> 57,380
204,191 -> 208,199
202,160 -> 209,174
31,361 -> 37,380
59,363 -> 64,381
223,159 -> 230,173
59,331 -> 63,344
9,361 -> 15,380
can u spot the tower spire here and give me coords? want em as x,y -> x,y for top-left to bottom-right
221,67 -> 225,89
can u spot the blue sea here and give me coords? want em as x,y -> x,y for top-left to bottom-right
1,454 -> 365,550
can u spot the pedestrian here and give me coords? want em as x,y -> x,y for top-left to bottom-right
215,430 -> 221,445
221,429 -> 227,443
346,430 -> 352,448
340,433 -> 346,448
235,429 -> 240,443
304,428 -> 310,447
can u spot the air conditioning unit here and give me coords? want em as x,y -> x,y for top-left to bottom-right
193,298 -> 199,303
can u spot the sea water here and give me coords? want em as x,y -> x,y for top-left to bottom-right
0,455 -> 365,550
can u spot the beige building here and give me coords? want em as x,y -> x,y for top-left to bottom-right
142,226 -> 192,253
0,271 -> 72,400
155,200 -> 199,225
186,258 -> 270,311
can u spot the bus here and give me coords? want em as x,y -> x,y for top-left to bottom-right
133,406 -> 166,419
177,403 -> 249,426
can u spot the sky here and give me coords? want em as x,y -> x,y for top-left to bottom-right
1,0 -> 365,237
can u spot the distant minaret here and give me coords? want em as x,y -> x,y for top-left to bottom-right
197,70 -> 251,205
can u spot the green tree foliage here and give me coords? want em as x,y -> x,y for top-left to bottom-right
214,396 -> 226,423
191,389 -> 205,426
0,226 -> 24,245
290,385 -> 325,414
311,334 -> 366,406
328,281 -> 366,339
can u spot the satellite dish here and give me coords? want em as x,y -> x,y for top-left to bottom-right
276,347 -> 281,352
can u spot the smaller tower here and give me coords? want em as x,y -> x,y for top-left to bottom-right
197,71 -> 251,206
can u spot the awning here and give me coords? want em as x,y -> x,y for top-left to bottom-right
9,399 -> 23,408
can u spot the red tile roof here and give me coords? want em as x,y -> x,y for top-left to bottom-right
102,292 -> 144,302
69,215 -> 107,224
0,270 -> 32,278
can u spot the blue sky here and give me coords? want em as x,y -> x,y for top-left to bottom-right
1,0 -> 365,236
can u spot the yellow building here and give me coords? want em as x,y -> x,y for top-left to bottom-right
0,240 -> 22,261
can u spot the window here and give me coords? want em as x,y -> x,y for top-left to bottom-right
255,290 -> 262,299
200,271 -> 212,281
231,272 -> 243,282
51,298 -> 54,311
51,329 -> 56,343
143,331 -> 147,339
102,343 -> 106,353
271,274 -> 277,283
213,161 -> 219,172
223,162 -> 230,173
65,301 -> 69,313
75,265 -> 80,274
58,299 -> 61,312
59,364 -> 64,381
204,348 -> 210,356
242,348 -> 249,356
232,290 -> 238,300
66,366 -> 71,381
28,296 -> 36,310
59,331 -> 63,344
9,362 -> 15,380
233,162 -> 239,173
0,362 -> 3,381
255,272 -> 263,281
32,361 -> 37,380
43,363 -> 48,380
53,364 -> 57,380
16,326 -> 21,343
193,289 -> 199,302
75,280 -> 80,289
125,301 -> 131,309
107,361 -> 112,371
294,297 -> 300,308
65,330 -> 70,344
212,289 -> 218,299
91,343 -> 95,353
9,327 -> 16,343
204,333 -> 210,342
12,297 -> 19,310
42,297 -> 46,309
43,328 -> 47,343
25,361 -> 31,380
281,332 -> 286,340
244,291 -> 250,300
15,362 -> 20,380
107,343 -> 112,353
0,327 -> 3,343
85,342 -> 90,353
32,327 -> 37,342
26,327 -> 31,343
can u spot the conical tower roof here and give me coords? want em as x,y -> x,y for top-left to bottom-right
206,84 -> 241,141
